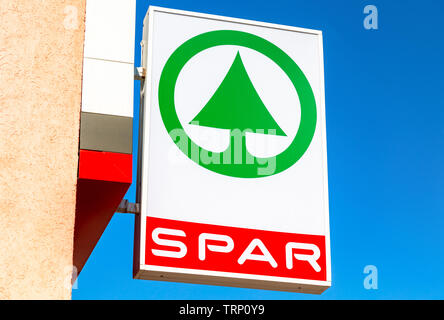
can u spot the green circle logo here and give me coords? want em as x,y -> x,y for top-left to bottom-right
158,30 -> 317,178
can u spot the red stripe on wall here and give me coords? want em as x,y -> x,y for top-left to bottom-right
78,149 -> 132,183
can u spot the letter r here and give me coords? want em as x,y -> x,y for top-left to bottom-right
286,242 -> 321,272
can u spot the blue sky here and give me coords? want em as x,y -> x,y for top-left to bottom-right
72,0 -> 444,299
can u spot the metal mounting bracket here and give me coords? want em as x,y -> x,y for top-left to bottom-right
116,199 -> 140,214
134,67 -> 146,81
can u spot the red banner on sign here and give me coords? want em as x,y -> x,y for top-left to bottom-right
145,217 -> 326,281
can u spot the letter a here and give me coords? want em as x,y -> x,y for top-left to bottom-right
363,265 -> 378,289
363,5 -> 378,30
238,239 -> 277,268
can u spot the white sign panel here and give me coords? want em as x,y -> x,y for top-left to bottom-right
134,6 -> 330,294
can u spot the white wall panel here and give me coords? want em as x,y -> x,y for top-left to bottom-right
82,57 -> 134,117
84,0 -> 136,63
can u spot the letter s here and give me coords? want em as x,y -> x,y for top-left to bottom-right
151,227 -> 187,258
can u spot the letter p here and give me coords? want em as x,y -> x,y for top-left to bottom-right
199,233 -> 234,261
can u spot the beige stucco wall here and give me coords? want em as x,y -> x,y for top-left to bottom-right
0,0 -> 86,299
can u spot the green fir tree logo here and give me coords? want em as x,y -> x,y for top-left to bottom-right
189,51 -> 286,163
158,30 -> 317,178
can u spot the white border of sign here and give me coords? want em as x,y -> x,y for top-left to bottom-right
134,6 -> 331,294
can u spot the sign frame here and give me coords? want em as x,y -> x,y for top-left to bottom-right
134,6 -> 331,294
